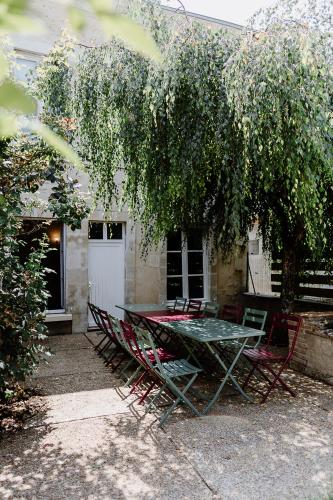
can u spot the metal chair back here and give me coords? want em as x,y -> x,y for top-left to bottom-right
186,299 -> 202,313
242,308 -> 267,331
268,313 -> 302,359
173,297 -> 187,312
202,301 -> 220,318
221,303 -> 243,324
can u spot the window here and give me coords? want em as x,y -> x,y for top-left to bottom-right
19,220 -> 64,310
88,222 -> 123,240
14,57 -> 38,84
166,230 -> 208,300
249,239 -> 260,255
14,52 -> 42,117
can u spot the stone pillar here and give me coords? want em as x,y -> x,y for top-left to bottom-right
65,220 -> 89,334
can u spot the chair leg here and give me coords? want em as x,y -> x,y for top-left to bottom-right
159,374 -> 200,427
242,362 -> 257,389
100,339 -> 114,356
130,370 -> 148,394
124,365 -> 142,387
110,352 -> 128,372
138,380 -> 157,405
94,334 -> 108,351
145,383 -> 167,414
105,346 -> 120,366
261,364 -> 296,403
119,358 -> 135,379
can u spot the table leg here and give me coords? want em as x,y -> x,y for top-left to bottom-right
202,338 -> 252,415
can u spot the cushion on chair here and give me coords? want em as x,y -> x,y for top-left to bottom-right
147,347 -> 176,362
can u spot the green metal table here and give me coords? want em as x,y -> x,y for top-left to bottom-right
159,317 -> 265,413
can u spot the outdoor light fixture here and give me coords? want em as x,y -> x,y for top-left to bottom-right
49,227 -> 61,245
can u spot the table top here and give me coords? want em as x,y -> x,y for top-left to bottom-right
134,310 -> 201,322
116,304 -> 168,313
160,318 -> 265,342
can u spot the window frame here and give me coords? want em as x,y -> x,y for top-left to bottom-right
88,221 -> 124,241
14,49 -> 43,116
166,231 -> 209,301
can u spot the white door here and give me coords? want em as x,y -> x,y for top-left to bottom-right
88,222 -> 125,325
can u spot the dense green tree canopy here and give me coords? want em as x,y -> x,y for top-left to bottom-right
225,22 -> 333,307
35,0 -> 333,308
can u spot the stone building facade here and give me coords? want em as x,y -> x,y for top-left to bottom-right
11,1 -> 246,334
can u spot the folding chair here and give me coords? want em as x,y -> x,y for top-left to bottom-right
97,310 -> 124,367
242,308 -> 267,348
137,327 -> 203,426
242,308 -> 267,331
242,313 -> 303,403
100,315 -> 135,371
120,321 -> 177,404
186,299 -> 202,314
221,303 -> 243,324
88,302 -> 100,329
88,303 -> 106,350
91,306 -> 114,355
109,316 -> 143,385
202,301 -> 220,318
171,297 -> 187,312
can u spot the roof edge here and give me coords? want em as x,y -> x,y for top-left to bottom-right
161,5 -> 244,30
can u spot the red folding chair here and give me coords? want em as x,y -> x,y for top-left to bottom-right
89,305 -> 113,354
221,303 -> 244,324
242,313 -> 303,403
120,321 -> 176,404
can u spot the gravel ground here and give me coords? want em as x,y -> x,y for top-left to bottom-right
0,332 -> 332,500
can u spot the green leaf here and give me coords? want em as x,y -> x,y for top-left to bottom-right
67,6 -> 86,32
31,122 -> 85,171
96,13 -> 162,63
0,111 -> 19,136
0,80 -> 36,114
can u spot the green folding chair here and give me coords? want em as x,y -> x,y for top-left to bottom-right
167,296 -> 187,312
135,327 -> 202,426
109,316 -> 143,386
242,308 -> 267,347
216,308 -> 268,362
242,308 -> 267,330
202,301 -> 220,318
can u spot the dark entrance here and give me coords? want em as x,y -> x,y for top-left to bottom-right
20,220 -> 64,310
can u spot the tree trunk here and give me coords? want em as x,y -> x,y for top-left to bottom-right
280,243 -> 299,313
280,224 -> 304,313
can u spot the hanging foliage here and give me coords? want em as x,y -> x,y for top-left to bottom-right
225,10 -> 333,309
67,11 -> 246,253
35,0 -> 333,310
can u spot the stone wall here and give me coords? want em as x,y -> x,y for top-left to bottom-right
11,2 -> 247,333
291,312 -> 333,385
216,247 -> 247,305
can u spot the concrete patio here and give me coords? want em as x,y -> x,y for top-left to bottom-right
0,333 -> 332,500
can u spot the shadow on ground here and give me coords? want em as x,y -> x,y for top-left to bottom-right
0,332 -> 332,500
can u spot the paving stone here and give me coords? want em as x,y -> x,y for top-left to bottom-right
43,388 -> 132,424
